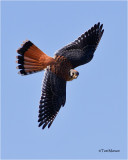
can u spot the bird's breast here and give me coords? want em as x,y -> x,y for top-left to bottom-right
50,55 -> 73,81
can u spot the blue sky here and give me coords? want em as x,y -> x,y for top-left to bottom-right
1,1 -> 127,159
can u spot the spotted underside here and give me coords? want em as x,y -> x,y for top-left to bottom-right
50,55 -> 73,81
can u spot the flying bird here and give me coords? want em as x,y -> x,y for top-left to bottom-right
16,22 -> 104,129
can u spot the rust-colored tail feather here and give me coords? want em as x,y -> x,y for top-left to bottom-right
16,40 -> 55,75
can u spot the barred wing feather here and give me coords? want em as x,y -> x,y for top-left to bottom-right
55,22 -> 104,68
38,68 -> 66,129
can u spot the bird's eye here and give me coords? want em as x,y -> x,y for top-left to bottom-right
72,72 -> 74,76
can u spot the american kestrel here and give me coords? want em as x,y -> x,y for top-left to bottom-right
16,22 -> 104,129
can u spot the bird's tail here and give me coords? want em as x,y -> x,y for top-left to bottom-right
16,40 -> 55,75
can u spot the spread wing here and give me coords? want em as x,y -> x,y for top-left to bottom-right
38,68 -> 66,129
55,22 -> 104,68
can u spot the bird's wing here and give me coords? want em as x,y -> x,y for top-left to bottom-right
38,68 -> 66,129
55,22 -> 104,68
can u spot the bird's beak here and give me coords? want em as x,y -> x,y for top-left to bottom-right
74,72 -> 79,79
76,72 -> 79,76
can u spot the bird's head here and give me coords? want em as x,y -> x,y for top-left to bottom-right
69,69 -> 79,80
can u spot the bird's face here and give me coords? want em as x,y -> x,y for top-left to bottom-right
70,69 -> 79,80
